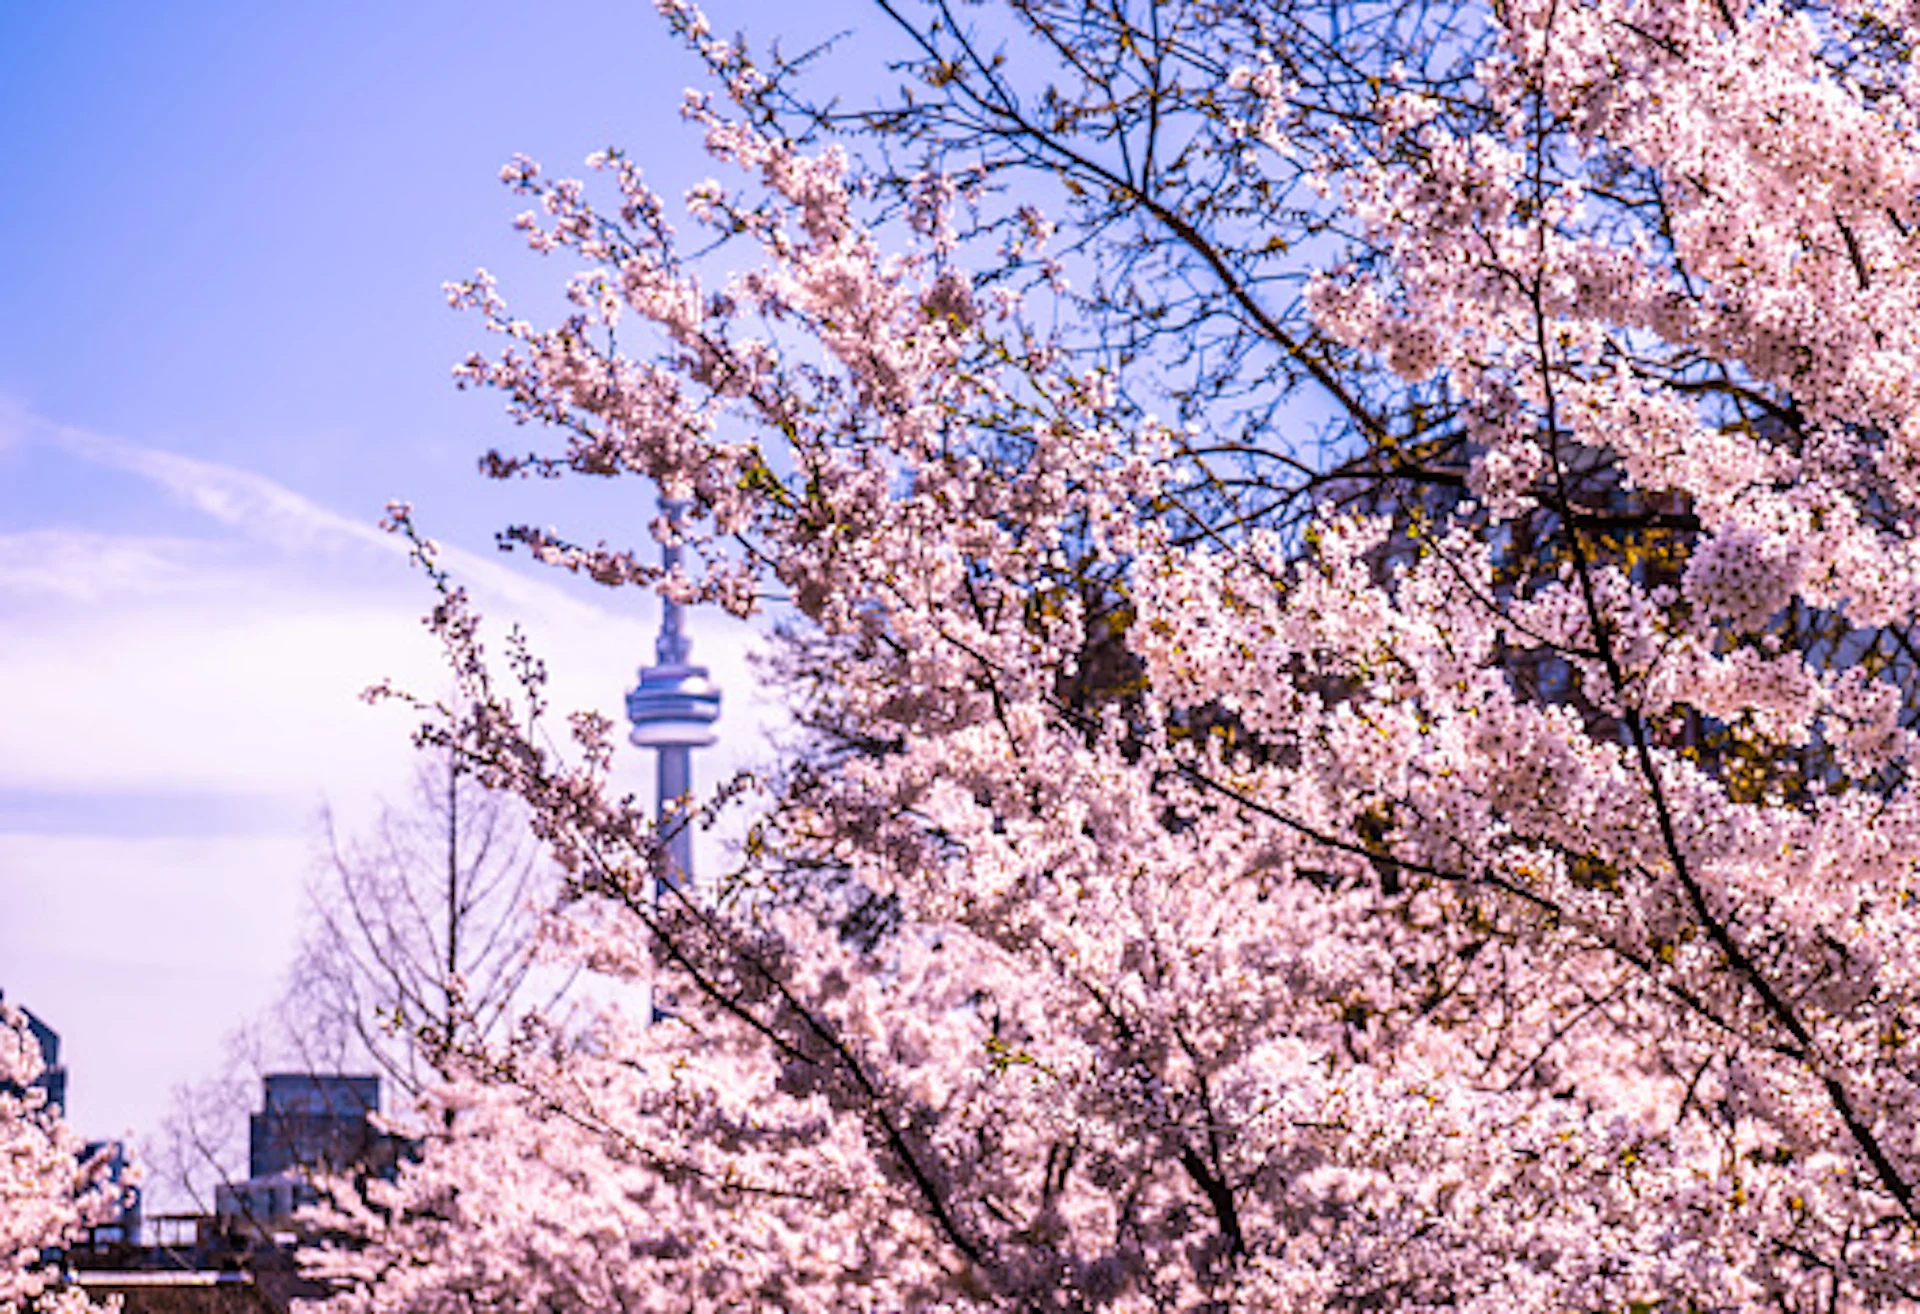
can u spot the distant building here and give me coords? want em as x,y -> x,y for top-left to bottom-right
72,1212 -> 322,1314
247,1073 -> 380,1178
215,1074 -> 395,1222
0,997 -> 140,1252
2,1022 -> 349,1313
82,1139 -> 144,1246
0,989 -> 68,1113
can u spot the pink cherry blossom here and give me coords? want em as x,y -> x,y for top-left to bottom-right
322,0 -> 1920,1306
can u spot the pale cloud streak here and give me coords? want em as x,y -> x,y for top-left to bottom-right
44,420 -> 399,557
3,414 -> 776,803
31,414 -> 635,630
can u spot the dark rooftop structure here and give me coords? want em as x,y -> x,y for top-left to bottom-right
79,1075 -> 393,1312
248,1073 -> 381,1179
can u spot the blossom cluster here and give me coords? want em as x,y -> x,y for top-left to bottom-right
323,0 -> 1920,1307
1,1009 -> 116,1314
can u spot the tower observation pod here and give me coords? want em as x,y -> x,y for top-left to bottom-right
626,500 -> 721,892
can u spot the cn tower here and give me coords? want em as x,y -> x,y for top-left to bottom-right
624,500 -> 721,892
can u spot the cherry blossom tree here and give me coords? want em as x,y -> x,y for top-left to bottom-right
319,0 -> 1920,1306
1,1009 -> 116,1314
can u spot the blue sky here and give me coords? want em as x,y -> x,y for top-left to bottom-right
0,0 -> 871,1156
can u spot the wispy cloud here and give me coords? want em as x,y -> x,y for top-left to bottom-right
32,415 -> 629,629
1,412 -> 778,807
46,420 -> 398,556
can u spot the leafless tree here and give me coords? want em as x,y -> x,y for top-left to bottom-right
147,752 -> 560,1215
287,752 -> 555,1097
